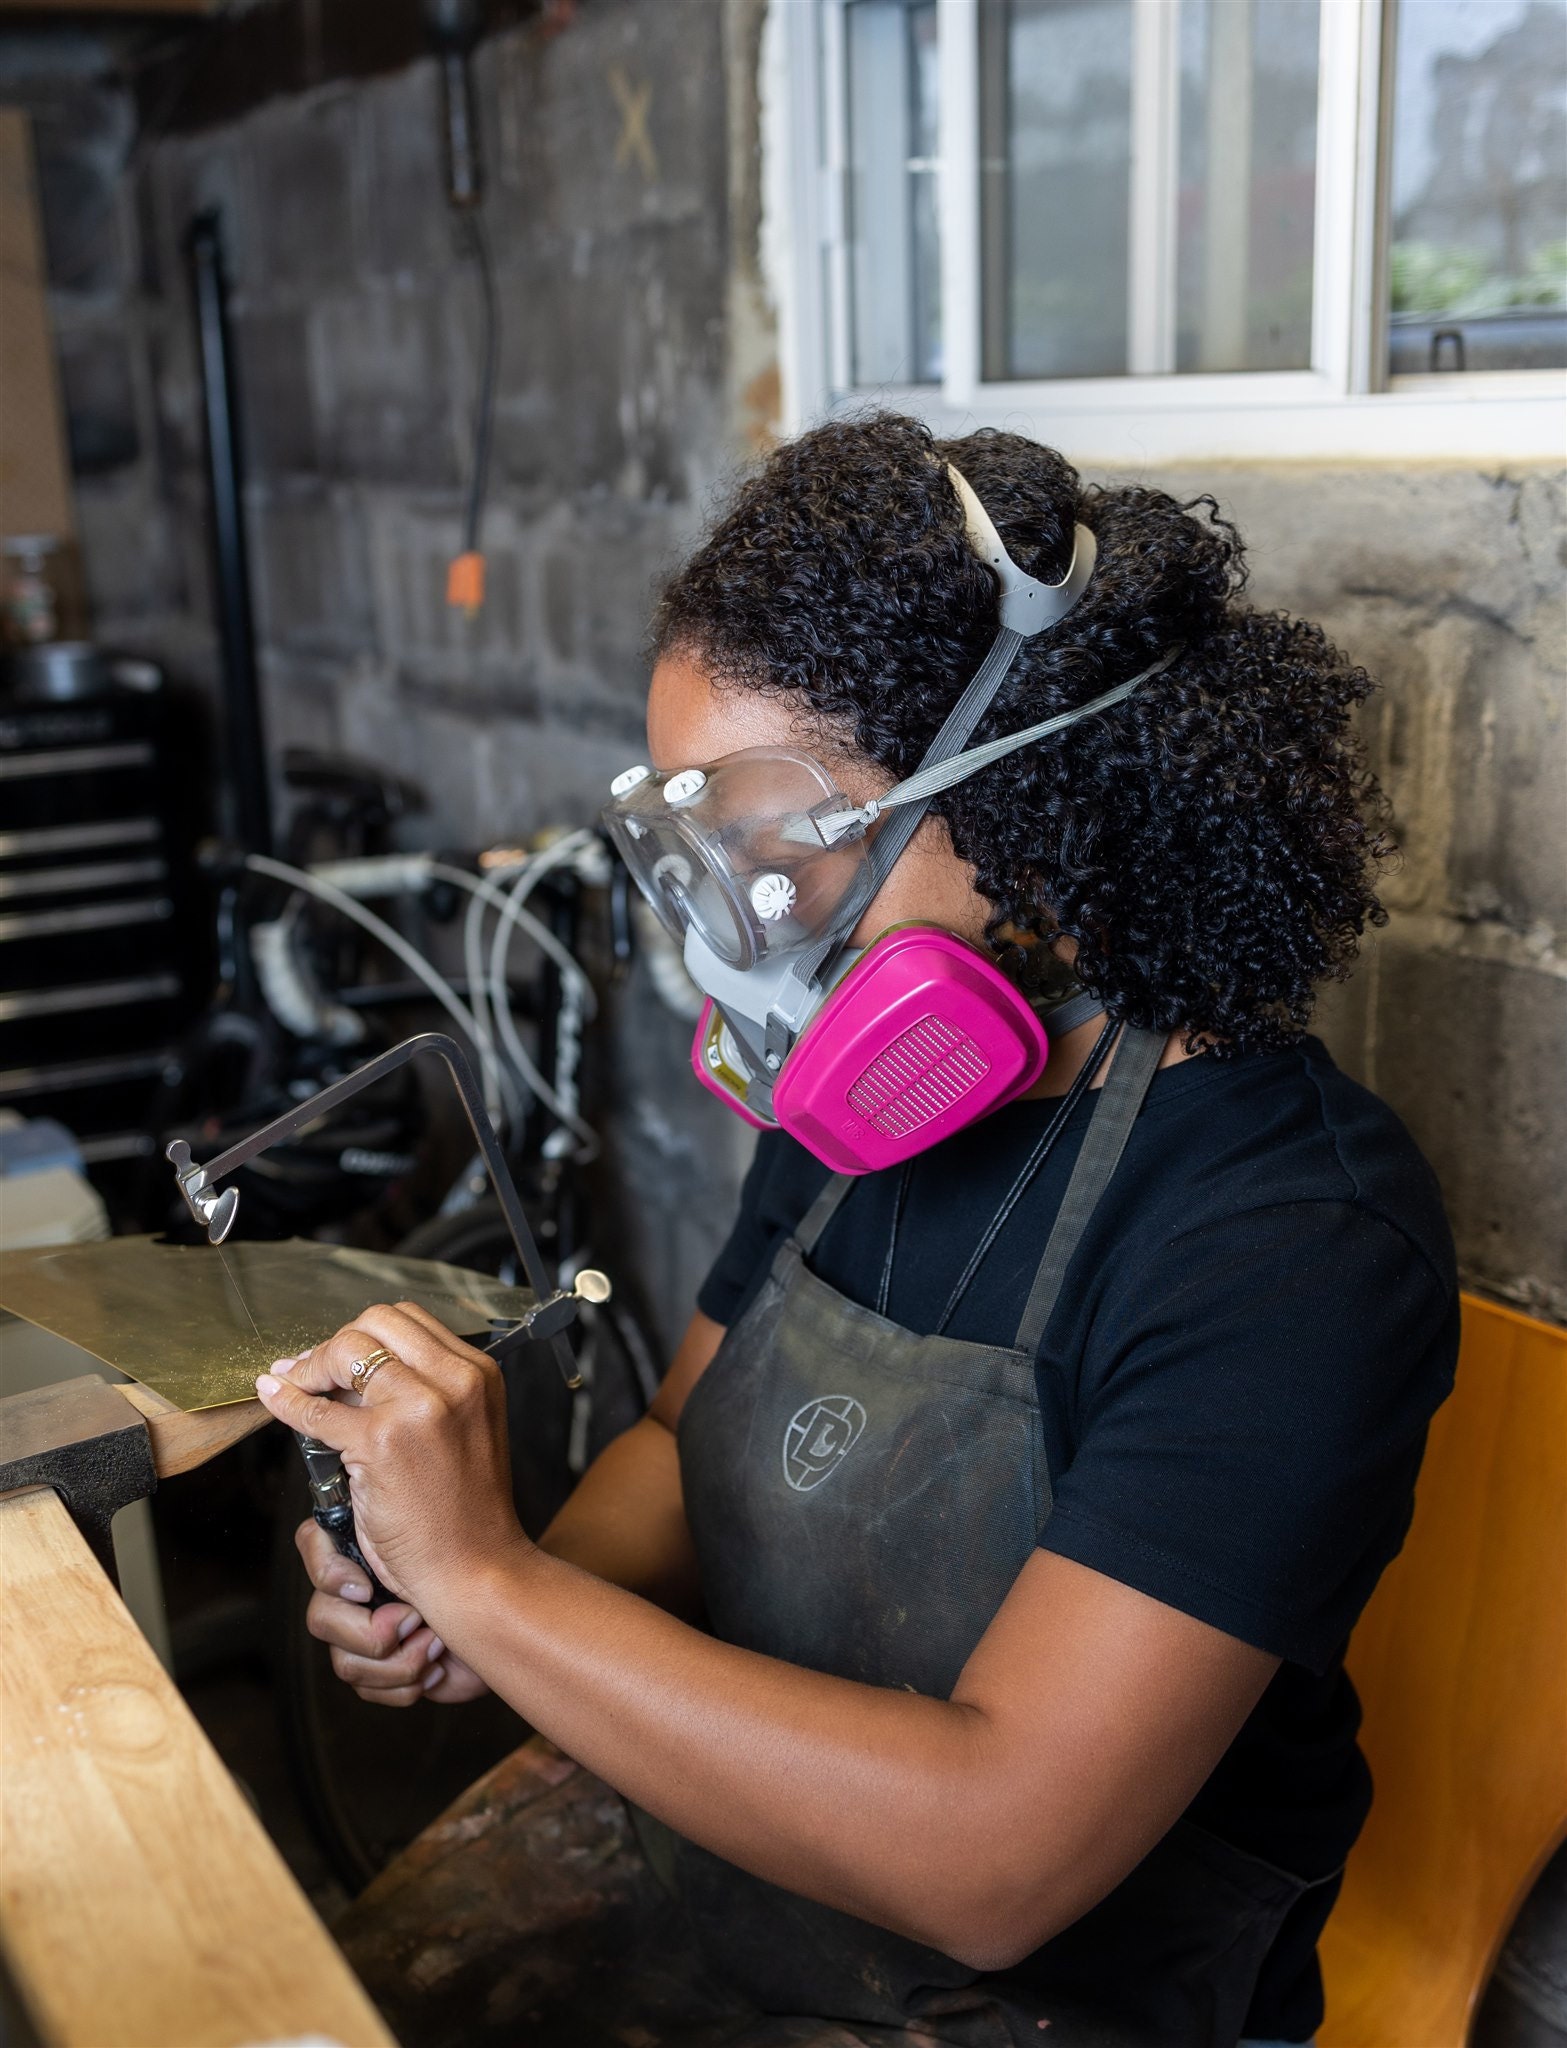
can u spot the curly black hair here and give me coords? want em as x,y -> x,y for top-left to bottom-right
654,413 -> 1389,1055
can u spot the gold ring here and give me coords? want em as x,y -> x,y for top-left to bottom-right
349,1346 -> 396,1392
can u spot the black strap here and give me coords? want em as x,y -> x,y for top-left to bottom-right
1012,1025 -> 1165,1355
933,1015 -> 1115,1335
875,1159 -> 916,1318
795,1171 -> 854,1257
1035,989 -> 1106,1037
793,1022 -> 1163,1341
777,627 -> 1026,1007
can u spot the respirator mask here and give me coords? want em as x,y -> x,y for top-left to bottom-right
604,465 -> 1178,1174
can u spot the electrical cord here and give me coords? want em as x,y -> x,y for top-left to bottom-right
458,211 -> 497,560
295,849 -> 599,1135
245,845 -> 601,1155
423,860 -> 597,1148
462,876 -> 507,1126
296,852 -> 515,1130
446,210 -> 498,613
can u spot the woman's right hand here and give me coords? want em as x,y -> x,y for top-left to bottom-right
295,1519 -> 491,1707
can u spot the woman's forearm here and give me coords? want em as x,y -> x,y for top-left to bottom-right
257,1300 -> 1272,1971
535,1413 -> 704,1619
425,1538 -> 1032,1965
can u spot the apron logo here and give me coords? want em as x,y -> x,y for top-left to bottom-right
782,1395 -> 867,1493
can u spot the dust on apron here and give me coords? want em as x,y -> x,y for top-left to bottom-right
644,1027 -> 1316,2048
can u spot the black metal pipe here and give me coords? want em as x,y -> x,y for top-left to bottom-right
188,209 -> 272,857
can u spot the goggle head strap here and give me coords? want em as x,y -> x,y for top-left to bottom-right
826,643 -> 1182,840
768,469 -> 1096,1038
837,466 -> 1102,900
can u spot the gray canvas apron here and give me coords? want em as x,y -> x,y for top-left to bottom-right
645,1027 -> 1313,2048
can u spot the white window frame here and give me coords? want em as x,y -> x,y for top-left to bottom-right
767,0 -> 1566,462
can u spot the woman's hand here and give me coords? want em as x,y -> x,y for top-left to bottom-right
293,1517 -> 490,1706
254,1299 -> 530,1615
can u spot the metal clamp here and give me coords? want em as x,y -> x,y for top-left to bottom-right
486,1267 -> 611,1362
166,1141 -> 239,1244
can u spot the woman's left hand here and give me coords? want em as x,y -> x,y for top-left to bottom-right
254,1301 -> 528,1610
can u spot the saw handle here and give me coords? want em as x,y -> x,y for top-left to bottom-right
294,1434 -> 394,1609
314,1504 -> 394,1610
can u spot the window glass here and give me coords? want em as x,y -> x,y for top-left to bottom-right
1388,0 -> 1567,374
846,0 -> 942,385
1175,0 -> 1320,373
981,0 -> 1134,381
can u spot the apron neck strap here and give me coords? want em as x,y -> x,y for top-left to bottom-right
793,1022 -> 1166,1313
795,1171 -> 855,1258
1012,1024 -> 1166,1355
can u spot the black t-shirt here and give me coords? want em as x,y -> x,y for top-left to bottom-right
696,1035 -> 1459,2041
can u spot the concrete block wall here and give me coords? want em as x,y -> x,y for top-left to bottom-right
131,3 -> 737,848
1129,463 -> 1566,1322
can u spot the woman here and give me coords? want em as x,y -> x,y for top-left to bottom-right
256,417 -> 1458,2048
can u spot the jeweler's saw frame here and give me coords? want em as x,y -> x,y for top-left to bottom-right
165,1030 -> 605,1389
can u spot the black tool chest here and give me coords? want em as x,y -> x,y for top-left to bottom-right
0,677 -> 207,1202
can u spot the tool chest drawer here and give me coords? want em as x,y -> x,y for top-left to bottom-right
0,684 -> 208,1195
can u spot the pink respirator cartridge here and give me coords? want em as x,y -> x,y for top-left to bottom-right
693,927 -> 1050,1175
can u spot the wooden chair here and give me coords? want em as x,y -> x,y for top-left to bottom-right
1319,1294 -> 1567,2047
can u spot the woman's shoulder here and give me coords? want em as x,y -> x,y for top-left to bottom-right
1137,1034 -> 1455,1291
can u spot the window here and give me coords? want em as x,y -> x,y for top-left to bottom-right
974,0 -> 1322,381
1387,0 -> 1567,375
846,0 -> 942,383
773,0 -> 1565,459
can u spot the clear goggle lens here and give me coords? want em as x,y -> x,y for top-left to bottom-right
602,748 -> 872,970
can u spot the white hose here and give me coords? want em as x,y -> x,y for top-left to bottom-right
309,854 -> 436,899
250,900 -> 366,1047
462,880 -> 506,1128
242,853 -> 512,1117
486,832 -> 602,1157
424,860 -> 597,1146
426,861 -> 596,1018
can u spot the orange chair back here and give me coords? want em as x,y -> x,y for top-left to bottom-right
1319,1294 -> 1567,2047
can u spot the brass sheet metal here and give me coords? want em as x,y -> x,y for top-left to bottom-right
0,1237 -> 536,1412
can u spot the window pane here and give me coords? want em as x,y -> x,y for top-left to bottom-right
846,0 -> 942,385
1175,0 -> 1320,373
1388,0 -> 1567,374
981,0 -> 1134,382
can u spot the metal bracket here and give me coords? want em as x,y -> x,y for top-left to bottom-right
485,1268 -> 610,1363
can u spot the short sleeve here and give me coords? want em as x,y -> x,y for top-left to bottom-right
1038,1200 -> 1459,1673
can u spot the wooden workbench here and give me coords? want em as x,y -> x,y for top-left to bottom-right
0,1390 -> 395,2047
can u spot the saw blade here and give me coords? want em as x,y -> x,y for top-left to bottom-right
217,1243 -> 265,1346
